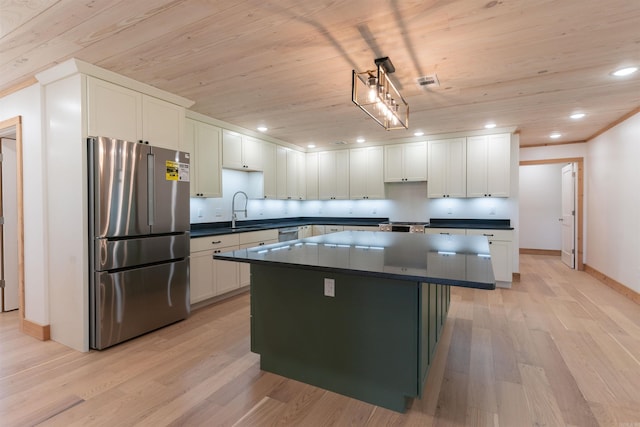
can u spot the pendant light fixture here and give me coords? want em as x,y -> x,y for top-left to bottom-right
352,57 -> 409,130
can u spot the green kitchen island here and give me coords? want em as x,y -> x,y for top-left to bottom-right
214,231 -> 495,412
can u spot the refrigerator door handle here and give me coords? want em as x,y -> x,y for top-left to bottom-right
148,153 -> 155,226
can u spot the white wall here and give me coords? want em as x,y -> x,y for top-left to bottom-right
586,112 -> 640,293
0,85 -> 49,326
519,163 -> 563,250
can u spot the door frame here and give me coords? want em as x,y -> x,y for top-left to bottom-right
0,117 -> 26,321
520,157 -> 584,270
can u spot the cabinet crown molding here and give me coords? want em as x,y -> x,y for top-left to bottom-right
35,58 -> 194,108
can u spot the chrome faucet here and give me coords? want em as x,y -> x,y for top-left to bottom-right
231,191 -> 248,229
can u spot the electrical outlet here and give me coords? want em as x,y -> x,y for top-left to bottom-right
197,208 -> 203,218
324,278 -> 335,297
215,208 -> 222,217
489,206 -> 496,215
447,207 -> 453,214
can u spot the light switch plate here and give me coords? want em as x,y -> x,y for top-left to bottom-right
324,278 -> 335,297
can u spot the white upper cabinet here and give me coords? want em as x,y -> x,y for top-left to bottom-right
87,76 -> 185,150
262,141 -> 277,199
184,118 -> 222,198
274,146 -> 305,199
306,152 -> 319,200
466,133 -> 511,198
383,141 -> 427,182
350,146 -> 384,199
427,138 -> 466,198
141,95 -> 185,150
318,150 -> 350,200
222,130 -> 263,171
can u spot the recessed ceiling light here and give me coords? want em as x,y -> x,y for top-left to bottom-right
307,144 -> 316,148
550,132 -> 561,139
484,123 -> 496,129
257,126 -> 268,132
612,67 -> 638,77
414,131 -> 424,137
570,113 -> 585,119
356,137 -> 365,143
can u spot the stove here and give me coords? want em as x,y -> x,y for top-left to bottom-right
378,222 -> 429,233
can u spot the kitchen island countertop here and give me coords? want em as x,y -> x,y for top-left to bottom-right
214,230 -> 495,290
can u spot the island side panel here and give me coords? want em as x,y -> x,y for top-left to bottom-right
250,264 -> 420,412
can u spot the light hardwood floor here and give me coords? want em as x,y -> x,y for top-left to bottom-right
1,254 -> 639,426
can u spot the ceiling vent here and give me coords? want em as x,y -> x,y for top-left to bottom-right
416,74 -> 440,90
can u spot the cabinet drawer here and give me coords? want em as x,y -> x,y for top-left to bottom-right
466,229 -> 512,241
191,234 -> 240,252
239,229 -> 278,245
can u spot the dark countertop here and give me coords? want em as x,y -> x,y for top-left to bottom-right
214,231 -> 496,290
190,217 -> 388,237
428,218 -> 513,230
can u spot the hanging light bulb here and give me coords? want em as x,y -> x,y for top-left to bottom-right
367,75 -> 377,102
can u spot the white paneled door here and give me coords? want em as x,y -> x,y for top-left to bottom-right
1,137 -> 19,311
561,163 -> 576,269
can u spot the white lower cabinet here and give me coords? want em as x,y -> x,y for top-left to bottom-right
465,229 -> 513,283
190,234 -> 239,304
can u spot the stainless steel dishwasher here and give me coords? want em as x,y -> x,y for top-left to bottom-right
278,227 -> 299,242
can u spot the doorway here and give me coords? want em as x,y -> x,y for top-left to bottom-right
1,134 -> 19,311
0,117 -> 25,322
519,157 -> 584,270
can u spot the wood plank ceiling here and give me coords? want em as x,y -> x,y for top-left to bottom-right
1,0 -> 639,149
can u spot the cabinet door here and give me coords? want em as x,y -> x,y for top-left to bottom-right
87,77 -> 142,142
142,95 -> 184,150
466,136 -> 489,197
318,151 -> 337,199
222,130 -> 244,170
306,152 -> 319,200
488,240 -> 511,282
286,149 -> 298,199
296,151 -> 306,200
349,148 -> 368,198
190,250 -> 215,304
334,150 -> 350,199
403,142 -> 427,181
486,133 -> 511,197
276,146 -> 288,199
351,147 -> 384,199
262,142 -> 277,199
214,247 -> 240,295
446,137 -> 467,198
243,136 -> 263,171
195,121 -> 222,198
384,144 -> 405,182
427,140 -> 448,198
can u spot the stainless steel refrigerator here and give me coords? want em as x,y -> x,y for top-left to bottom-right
88,136 -> 190,350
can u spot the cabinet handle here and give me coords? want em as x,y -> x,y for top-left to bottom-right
483,233 -> 494,237
212,240 -> 222,244
259,242 -> 265,245
440,232 -> 450,235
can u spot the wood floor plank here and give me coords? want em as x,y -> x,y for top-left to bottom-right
1,255 -> 640,425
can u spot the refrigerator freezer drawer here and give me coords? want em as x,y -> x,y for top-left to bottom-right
91,258 -> 189,350
95,233 -> 189,271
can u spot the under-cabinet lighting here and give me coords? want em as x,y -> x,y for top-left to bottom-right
337,244 -> 350,248
477,253 -> 491,258
295,243 -> 303,246
438,251 -> 457,256
305,242 -> 318,246
258,249 -> 269,254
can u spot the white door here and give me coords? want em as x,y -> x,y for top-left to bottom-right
561,163 -> 576,268
1,137 -> 19,311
